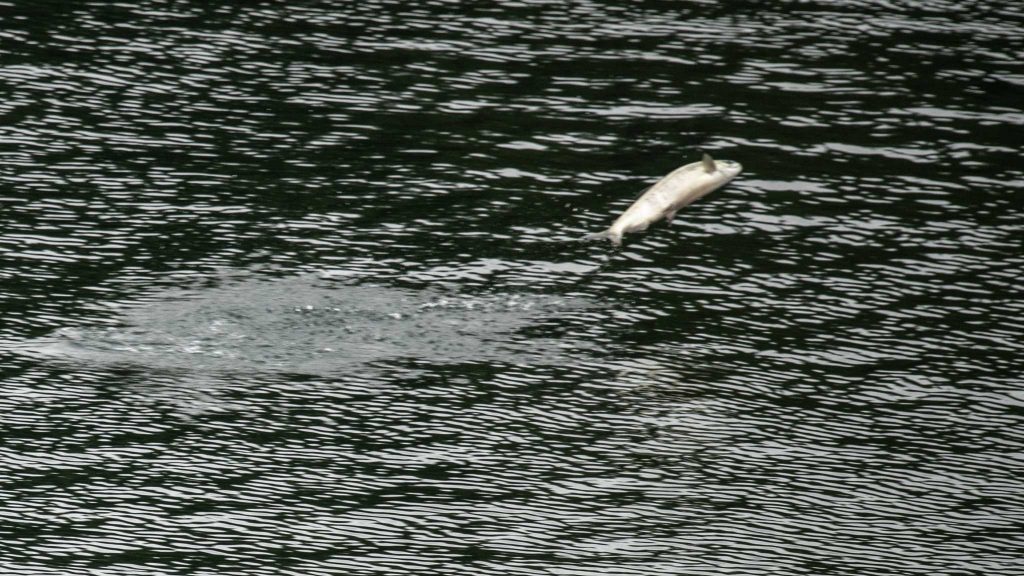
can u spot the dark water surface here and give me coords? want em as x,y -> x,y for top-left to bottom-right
2,1 -> 1023,574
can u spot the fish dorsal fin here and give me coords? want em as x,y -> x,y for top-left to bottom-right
702,153 -> 716,173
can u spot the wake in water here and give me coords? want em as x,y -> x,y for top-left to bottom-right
7,275 -> 598,376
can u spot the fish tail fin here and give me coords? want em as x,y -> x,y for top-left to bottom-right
582,228 -> 622,246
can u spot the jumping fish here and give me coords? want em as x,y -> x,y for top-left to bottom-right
586,153 -> 742,246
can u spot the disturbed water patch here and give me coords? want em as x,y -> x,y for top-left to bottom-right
7,274 -> 598,376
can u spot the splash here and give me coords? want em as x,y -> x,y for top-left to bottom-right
13,275 -> 596,376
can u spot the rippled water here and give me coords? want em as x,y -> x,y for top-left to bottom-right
2,1 -> 1023,574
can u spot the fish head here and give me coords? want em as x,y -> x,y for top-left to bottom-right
715,159 -> 743,180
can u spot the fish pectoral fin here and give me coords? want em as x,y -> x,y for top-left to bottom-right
702,153 -> 716,173
664,210 -> 678,223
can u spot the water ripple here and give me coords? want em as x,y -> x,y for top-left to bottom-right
1,0 -> 1022,574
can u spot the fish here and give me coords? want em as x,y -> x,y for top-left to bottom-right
585,153 -> 742,246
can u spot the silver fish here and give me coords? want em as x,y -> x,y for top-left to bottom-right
586,153 -> 742,246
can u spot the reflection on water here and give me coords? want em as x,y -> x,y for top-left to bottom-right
1,0 -> 1023,574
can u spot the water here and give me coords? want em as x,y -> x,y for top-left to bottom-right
2,1 -> 1022,574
